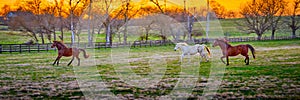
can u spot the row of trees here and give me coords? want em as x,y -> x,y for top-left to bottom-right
2,0 -> 300,44
6,0 -> 89,44
238,0 -> 300,40
4,0 -> 198,45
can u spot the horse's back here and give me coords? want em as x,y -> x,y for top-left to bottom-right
61,48 -> 73,57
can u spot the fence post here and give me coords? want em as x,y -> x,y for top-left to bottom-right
9,45 -> 12,53
133,41 -> 136,48
38,44 -> 40,52
139,41 -> 142,48
46,44 -> 49,52
0,44 -> 2,54
19,44 -> 22,53
28,45 -> 30,53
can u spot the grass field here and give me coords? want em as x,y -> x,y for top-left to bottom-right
1,38 -> 300,99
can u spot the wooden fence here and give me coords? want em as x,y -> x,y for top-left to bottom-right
0,36 -> 299,53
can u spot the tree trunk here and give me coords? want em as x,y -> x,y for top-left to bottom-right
105,23 -> 111,46
33,33 -> 39,43
292,29 -> 296,38
53,27 -> 56,41
41,33 -> 45,44
257,34 -> 262,40
60,16 -> 64,41
87,0 -> 92,47
123,24 -> 128,44
271,29 -> 275,40
97,25 -> 102,35
146,29 -> 149,42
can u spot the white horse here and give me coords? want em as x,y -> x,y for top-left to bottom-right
174,43 -> 211,63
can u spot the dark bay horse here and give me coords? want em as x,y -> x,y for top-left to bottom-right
51,41 -> 89,66
212,39 -> 255,65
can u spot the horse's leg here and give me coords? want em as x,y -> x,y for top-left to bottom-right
76,56 -> 80,66
245,56 -> 250,65
220,56 -> 226,64
68,56 -> 75,66
56,56 -> 62,66
226,56 -> 229,66
180,54 -> 184,63
199,55 -> 203,63
53,56 -> 62,66
204,54 -> 209,62
53,57 -> 58,65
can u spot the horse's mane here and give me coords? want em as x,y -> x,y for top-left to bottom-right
176,42 -> 189,46
216,39 -> 231,47
53,41 -> 68,48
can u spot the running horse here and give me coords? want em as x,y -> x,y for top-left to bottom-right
212,38 -> 255,65
174,43 -> 211,63
51,41 -> 89,66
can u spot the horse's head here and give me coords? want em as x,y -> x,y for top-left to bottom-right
51,41 -> 64,48
213,38 -> 230,47
51,41 -> 58,48
174,43 -> 188,51
212,39 -> 220,47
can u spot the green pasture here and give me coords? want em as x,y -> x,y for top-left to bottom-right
0,39 -> 300,99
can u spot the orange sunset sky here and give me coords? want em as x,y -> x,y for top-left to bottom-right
0,0 -> 245,11
0,0 -> 295,12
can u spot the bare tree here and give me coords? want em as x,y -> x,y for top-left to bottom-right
8,11 -> 39,43
68,0 -> 89,44
41,2 -> 59,42
16,0 -> 46,44
97,0 -> 123,46
264,0 -> 286,39
150,0 -> 165,13
120,0 -> 140,44
285,0 -> 300,38
210,0 -> 226,19
87,0 -> 93,46
54,0 -> 67,41
1,5 -> 11,16
238,0 -> 273,40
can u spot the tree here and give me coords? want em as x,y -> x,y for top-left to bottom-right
150,0 -> 165,13
1,5 -> 11,16
285,0 -> 300,38
87,0 -> 93,46
8,11 -> 40,43
238,0 -> 272,40
54,0 -> 67,41
68,0 -> 89,44
264,0 -> 286,39
209,0 -> 227,19
41,2 -> 59,42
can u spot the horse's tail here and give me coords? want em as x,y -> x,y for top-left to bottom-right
247,44 -> 255,59
79,49 -> 89,58
205,46 -> 211,57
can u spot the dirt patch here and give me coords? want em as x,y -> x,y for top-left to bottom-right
256,46 -> 300,51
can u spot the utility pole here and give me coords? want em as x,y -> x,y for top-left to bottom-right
70,0 -> 75,44
88,0 -> 93,46
206,0 -> 210,40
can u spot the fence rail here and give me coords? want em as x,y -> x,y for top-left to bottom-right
0,36 -> 299,53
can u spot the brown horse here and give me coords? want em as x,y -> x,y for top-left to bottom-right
51,41 -> 89,66
212,39 -> 255,65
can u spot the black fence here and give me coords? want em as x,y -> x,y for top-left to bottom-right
0,36 -> 299,53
